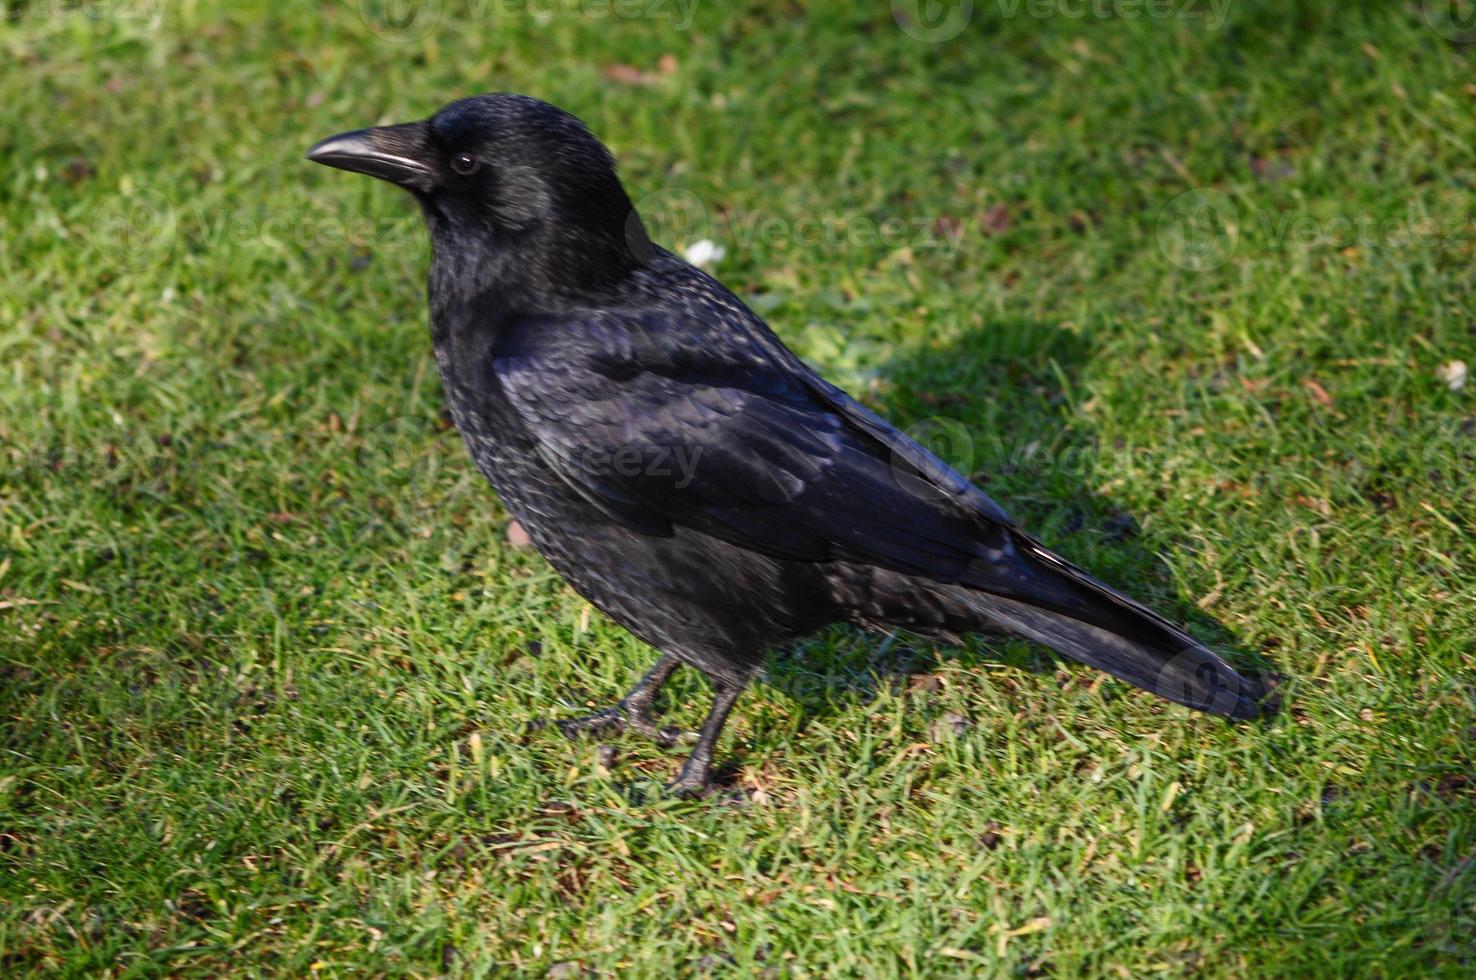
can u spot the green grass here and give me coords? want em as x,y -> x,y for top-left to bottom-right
3,0 -> 1474,974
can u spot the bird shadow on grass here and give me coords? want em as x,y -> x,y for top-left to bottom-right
759,317 -> 1280,727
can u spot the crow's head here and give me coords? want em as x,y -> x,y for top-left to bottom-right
308,94 -> 651,296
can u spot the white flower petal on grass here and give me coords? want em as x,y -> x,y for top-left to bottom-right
683,239 -> 725,268
1436,360 -> 1467,391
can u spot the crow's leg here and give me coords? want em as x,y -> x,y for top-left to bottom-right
667,676 -> 747,796
556,653 -> 692,746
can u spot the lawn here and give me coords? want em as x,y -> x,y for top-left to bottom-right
2,0 -> 1473,975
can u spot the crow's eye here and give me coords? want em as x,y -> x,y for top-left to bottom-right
450,152 -> 480,176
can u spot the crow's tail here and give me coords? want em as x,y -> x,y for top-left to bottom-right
948,530 -> 1263,719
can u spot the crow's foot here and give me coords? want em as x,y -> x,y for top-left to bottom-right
553,703 -> 695,747
666,770 -> 714,798
553,705 -> 624,740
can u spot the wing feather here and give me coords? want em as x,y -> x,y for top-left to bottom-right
493,310 -> 1012,578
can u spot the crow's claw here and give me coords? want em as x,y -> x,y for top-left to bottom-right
665,772 -> 714,798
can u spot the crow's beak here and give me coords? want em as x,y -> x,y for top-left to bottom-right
306,121 -> 436,192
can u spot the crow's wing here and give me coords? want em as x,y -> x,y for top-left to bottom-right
492,308 -> 1012,580
493,306 -> 1262,718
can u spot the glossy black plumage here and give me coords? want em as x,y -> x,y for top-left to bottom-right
308,94 -> 1262,793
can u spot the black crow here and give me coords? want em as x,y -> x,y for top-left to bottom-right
308,94 -> 1262,794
